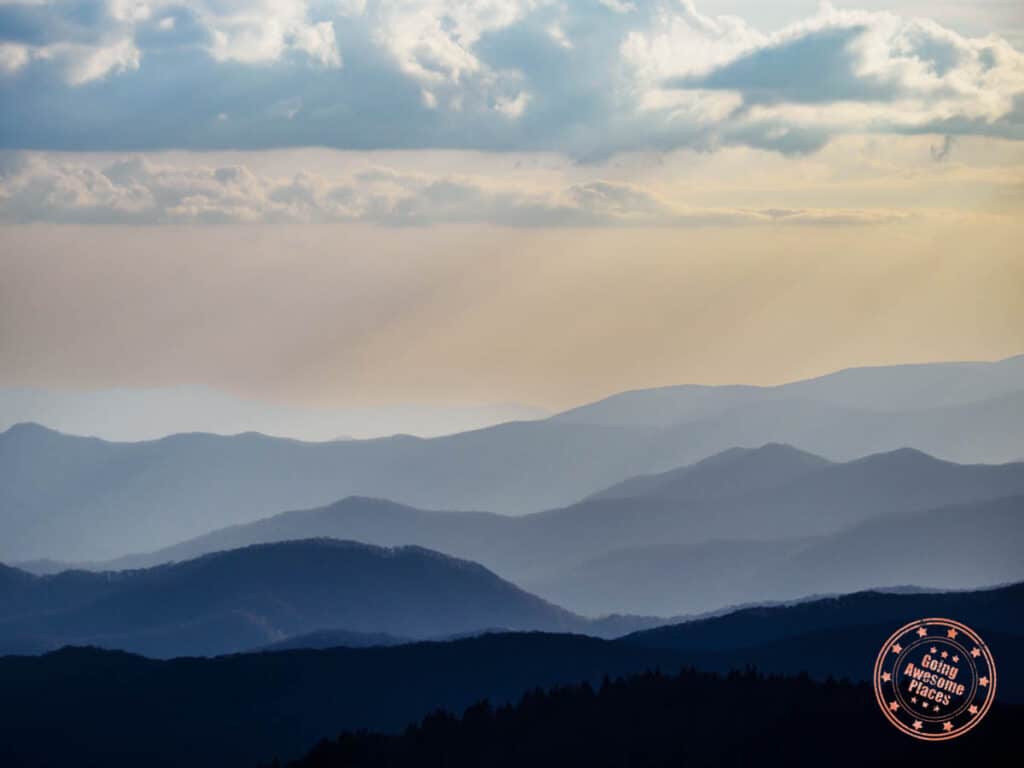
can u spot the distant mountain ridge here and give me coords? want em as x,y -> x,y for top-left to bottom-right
555,353 -> 1024,426
41,445 -> 1024,617
3,354 -> 1023,562
0,385 -> 548,442
586,444 -> 1024,532
534,493 -> 1024,615
0,539 -> 589,657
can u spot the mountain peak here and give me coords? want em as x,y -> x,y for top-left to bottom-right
591,443 -> 830,502
851,447 -> 944,468
182,537 -> 471,569
1,421 -> 59,438
697,443 -> 830,468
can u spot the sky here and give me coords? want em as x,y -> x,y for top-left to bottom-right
1,1 -> 1023,439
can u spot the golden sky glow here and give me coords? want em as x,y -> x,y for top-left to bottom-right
2,136 -> 1022,412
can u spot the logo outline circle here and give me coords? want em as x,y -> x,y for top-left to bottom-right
873,617 -> 996,741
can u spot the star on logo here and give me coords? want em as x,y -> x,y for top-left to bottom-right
916,627 -> 927,637
968,705 -> 979,716
971,647 -> 981,658
931,647 -> 938,654
912,720 -> 923,731
941,650 -> 948,659
979,676 -> 990,687
943,721 -> 953,732
888,701 -> 899,712
881,672 -> 891,682
910,696 -> 918,704
947,628 -> 958,639
891,643 -> 902,654
952,655 -> 959,663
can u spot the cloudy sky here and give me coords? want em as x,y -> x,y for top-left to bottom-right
1,1 -> 1022,438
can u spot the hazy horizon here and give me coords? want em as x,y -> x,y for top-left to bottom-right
2,351 -> 1022,441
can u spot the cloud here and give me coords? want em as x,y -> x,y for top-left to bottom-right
645,4 -> 1024,151
0,2 -> 1021,155
0,152 -> 910,227
0,42 -> 28,74
0,0 -> 342,75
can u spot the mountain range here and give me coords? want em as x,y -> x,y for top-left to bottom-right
35,443 -> 1024,617
555,353 -> 1024,425
0,539 -> 595,657
0,582 -> 1020,768
3,355 -> 1023,563
536,494 -> 1024,615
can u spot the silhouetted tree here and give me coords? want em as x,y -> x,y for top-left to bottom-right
280,667 -> 1016,768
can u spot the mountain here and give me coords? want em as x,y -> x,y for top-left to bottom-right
0,634 -> 690,768
0,539 -> 586,657
764,494 -> 1024,595
59,447 -> 1024,618
581,444 -> 1024,539
530,493 -> 1024,616
0,385 -> 548,442
285,670 -> 1018,768
636,389 -> 1024,469
3,355 -> 1023,563
555,352 -> 1024,426
0,419 -> 664,561
0,583 -> 1020,768
37,496 -> 522,575
622,581 -> 1024,686
528,487 -> 1024,618
531,538 -> 813,617
588,442 -> 831,501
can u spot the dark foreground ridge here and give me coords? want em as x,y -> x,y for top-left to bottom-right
0,633 -> 688,768
278,668 -> 1019,768
1,583 -> 1020,767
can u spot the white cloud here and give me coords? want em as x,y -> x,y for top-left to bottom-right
0,2 -> 1022,155
4,0 -> 342,83
495,90 -> 529,118
55,39 -> 142,85
107,1 -> 154,24
0,43 -> 30,76
199,1 -> 342,66
291,20 -> 342,67
0,38 -> 142,85
621,0 -> 765,82
643,4 -> 1024,144
0,152 -> 913,227
366,0 -> 539,114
